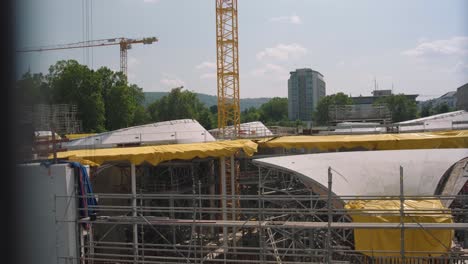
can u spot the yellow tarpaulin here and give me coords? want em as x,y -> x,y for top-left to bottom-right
258,130 -> 468,150
53,139 -> 258,166
345,199 -> 453,257
65,133 -> 97,140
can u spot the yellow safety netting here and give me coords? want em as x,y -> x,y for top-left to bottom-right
258,130 -> 468,150
53,139 -> 258,166
345,199 -> 453,257
65,133 -> 97,140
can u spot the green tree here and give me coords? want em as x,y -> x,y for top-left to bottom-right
241,107 -> 261,123
374,94 -> 417,122
147,87 -> 213,129
16,72 -> 51,106
94,68 -> 146,129
209,105 -> 218,128
259,97 -> 288,123
434,102 -> 451,114
132,105 -> 151,125
314,92 -> 354,125
17,60 -> 149,132
420,102 -> 434,117
47,60 -> 106,132
198,108 -> 213,130
104,84 -> 136,130
95,68 -> 125,128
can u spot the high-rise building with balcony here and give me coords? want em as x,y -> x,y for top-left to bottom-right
288,68 -> 326,121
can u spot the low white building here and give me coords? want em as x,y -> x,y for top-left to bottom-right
323,122 -> 386,134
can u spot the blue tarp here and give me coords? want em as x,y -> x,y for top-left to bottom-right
68,162 -> 98,218
40,161 -> 98,219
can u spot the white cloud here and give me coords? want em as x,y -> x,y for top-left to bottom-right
251,63 -> 289,80
143,0 -> 160,3
128,56 -> 140,68
402,36 -> 468,57
269,14 -> 302,25
196,61 -> 216,79
127,72 -> 136,81
195,61 -> 216,70
256,43 -> 307,60
200,73 -> 216,79
337,61 -> 345,67
451,61 -> 468,73
160,78 -> 185,87
160,73 -> 185,87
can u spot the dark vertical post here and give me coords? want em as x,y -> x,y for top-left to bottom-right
400,166 -> 405,263
327,167 -> 333,263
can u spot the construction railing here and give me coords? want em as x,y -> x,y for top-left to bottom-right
53,163 -> 468,264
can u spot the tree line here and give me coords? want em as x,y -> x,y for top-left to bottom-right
17,60 -> 296,133
18,60 -> 450,133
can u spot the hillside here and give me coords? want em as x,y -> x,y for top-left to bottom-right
144,92 -> 273,111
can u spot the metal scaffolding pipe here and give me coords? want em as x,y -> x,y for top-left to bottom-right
400,166 -> 405,262
327,167 -> 332,264
230,155 -> 236,221
230,155 -> 237,253
77,218 -> 468,230
131,163 -> 138,262
220,156 -> 228,255
209,160 -> 216,238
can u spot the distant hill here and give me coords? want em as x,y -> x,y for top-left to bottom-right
144,92 -> 273,111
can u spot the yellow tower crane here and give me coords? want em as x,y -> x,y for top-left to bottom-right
216,0 -> 242,222
17,37 -> 158,78
216,0 -> 241,138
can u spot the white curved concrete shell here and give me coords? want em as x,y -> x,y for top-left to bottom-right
397,110 -> 468,132
63,119 -> 215,150
253,149 -> 468,200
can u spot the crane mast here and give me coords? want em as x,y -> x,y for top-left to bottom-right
17,37 -> 158,78
216,0 -> 240,138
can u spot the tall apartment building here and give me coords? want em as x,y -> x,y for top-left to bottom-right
456,83 -> 468,111
288,68 -> 326,121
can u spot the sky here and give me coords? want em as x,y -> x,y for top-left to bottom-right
15,0 -> 468,100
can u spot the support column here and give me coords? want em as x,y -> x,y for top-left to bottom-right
230,155 -> 237,254
169,167 -> 176,244
220,157 -> 228,259
326,167 -> 332,264
230,155 -> 236,220
209,160 -> 216,238
131,163 -> 138,262
400,166 -> 405,262
89,225 -> 94,264
258,166 -> 265,263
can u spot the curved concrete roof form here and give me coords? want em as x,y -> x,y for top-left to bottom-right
397,110 -> 468,131
253,149 -> 468,200
63,119 -> 215,150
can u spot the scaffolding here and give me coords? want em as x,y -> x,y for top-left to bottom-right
52,156 -> 468,264
328,104 -> 392,125
30,104 -> 82,135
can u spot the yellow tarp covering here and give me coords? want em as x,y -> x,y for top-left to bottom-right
258,130 -> 468,150
53,139 -> 258,166
65,133 -> 97,140
345,199 -> 453,257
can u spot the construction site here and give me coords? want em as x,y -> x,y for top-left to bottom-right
15,1 -> 468,264
18,122 -> 468,263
